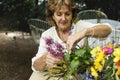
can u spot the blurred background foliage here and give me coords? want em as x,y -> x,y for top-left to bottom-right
0,0 -> 119,32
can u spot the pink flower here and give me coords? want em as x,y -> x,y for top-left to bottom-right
102,47 -> 113,55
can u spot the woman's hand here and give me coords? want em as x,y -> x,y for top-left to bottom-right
45,52 -> 61,67
66,29 -> 86,53
33,52 -> 61,71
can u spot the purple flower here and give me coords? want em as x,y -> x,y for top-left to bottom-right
112,40 -> 115,44
47,47 -> 56,55
44,37 -> 54,46
69,26 -> 74,35
55,51 -> 64,59
44,37 -> 64,59
54,41 -> 63,51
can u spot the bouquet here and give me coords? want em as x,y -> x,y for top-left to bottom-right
43,37 -> 120,80
90,41 -> 120,80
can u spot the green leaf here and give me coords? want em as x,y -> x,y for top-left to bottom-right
84,60 -> 90,65
64,53 -> 70,61
75,48 -> 86,57
102,70 -> 113,79
104,56 -> 113,67
70,59 -> 79,70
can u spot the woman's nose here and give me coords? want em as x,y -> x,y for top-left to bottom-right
62,15 -> 66,20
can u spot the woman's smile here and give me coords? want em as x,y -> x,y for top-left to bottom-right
52,5 -> 73,31
60,21 -> 68,25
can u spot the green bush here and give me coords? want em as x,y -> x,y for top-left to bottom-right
1,0 -> 35,32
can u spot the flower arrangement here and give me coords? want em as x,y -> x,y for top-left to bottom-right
43,37 -> 120,80
90,41 -> 120,80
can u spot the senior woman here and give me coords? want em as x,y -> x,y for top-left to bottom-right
29,0 -> 112,80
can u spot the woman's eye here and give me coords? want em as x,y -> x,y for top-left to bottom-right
66,13 -> 70,16
56,12 -> 71,16
57,13 -> 61,16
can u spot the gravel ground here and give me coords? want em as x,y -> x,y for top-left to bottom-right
0,31 -> 38,80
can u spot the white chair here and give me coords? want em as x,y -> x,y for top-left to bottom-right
110,28 -> 120,43
77,9 -> 108,23
28,19 -> 51,44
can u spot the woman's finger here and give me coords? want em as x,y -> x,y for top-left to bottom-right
66,37 -> 74,53
46,52 -> 61,66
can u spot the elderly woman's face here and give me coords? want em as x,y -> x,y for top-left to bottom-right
52,5 -> 72,31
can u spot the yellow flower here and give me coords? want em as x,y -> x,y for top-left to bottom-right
91,48 -> 105,72
113,43 -> 118,48
94,60 -> 103,71
116,67 -> 120,75
101,58 -> 105,66
105,42 -> 113,48
113,48 -> 120,62
90,67 -> 98,78
91,46 -> 101,57
96,51 -> 105,62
